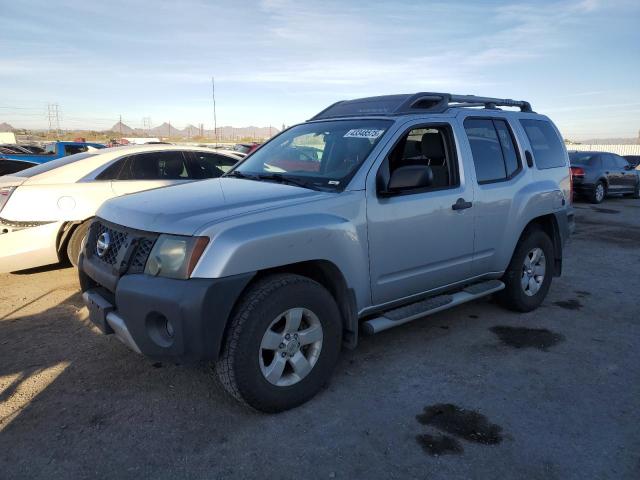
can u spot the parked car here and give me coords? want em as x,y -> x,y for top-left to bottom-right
0,144 -> 41,155
623,155 -> 640,169
0,141 -> 105,164
0,145 -> 239,273
210,148 -> 246,160
79,92 -> 574,412
232,142 -> 261,155
0,158 -> 37,176
569,151 -> 639,203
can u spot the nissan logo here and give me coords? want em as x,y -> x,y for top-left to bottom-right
96,231 -> 111,258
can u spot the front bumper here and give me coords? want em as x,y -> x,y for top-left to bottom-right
0,221 -> 62,273
79,253 -> 254,362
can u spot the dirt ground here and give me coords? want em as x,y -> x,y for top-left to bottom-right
1,197 -> 639,479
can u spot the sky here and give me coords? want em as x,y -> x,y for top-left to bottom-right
0,0 -> 639,140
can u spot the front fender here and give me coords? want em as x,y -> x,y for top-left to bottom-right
191,213 -> 371,309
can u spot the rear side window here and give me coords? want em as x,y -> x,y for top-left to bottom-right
189,152 -> 238,179
118,151 -> 189,180
464,118 -> 521,184
520,119 -> 566,169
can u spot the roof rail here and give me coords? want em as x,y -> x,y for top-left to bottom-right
309,92 -> 533,120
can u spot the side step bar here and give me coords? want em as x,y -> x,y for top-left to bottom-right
362,279 -> 505,334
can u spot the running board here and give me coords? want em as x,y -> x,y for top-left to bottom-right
362,280 -> 505,334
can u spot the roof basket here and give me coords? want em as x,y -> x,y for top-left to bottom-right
309,92 -> 533,120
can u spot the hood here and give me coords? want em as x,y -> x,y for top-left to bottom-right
97,177 -> 333,235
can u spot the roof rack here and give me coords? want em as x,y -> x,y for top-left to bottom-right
309,92 -> 533,120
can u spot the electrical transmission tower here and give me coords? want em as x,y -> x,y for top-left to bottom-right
47,103 -> 61,137
142,117 -> 152,135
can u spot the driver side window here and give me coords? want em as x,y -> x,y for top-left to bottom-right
384,125 -> 460,192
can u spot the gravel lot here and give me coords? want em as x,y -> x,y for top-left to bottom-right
1,197 -> 639,480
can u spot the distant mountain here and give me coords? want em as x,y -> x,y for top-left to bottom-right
0,122 -> 15,132
110,121 -> 135,135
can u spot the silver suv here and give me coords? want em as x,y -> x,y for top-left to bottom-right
79,93 -> 574,412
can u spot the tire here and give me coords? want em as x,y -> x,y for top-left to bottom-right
497,227 -> 554,313
589,181 -> 606,204
216,274 -> 342,413
66,221 -> 91,268
629,181 -> 640,199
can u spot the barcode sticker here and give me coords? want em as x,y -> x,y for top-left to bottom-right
344,129 -> 384,139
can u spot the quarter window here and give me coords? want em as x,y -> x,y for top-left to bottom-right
464,118 -> 521,184
520,119 -> 566,169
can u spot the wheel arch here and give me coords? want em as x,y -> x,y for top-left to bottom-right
56,217 -> 94,262
218,259 -> 359,358
517,214 -> 563,277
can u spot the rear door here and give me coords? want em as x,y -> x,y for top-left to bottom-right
366,120 -> 475,305
110,150 -> 191,196
612,154 -> 636,191
462,116 -> 526,276
600,154 -> 621,191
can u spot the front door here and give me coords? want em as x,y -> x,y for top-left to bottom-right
366,122 -> 475,305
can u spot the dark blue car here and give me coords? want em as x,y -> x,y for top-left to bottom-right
569,151 -> 640,203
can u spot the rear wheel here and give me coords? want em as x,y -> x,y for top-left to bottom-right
66,221 -> 91,267
497,227 -> 554,312
589,181 -> 606,204
216,274 -> 342,412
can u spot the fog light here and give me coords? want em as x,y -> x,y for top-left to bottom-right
146,312 -> 175,348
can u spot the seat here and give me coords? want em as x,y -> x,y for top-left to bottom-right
420,132 -> 449,187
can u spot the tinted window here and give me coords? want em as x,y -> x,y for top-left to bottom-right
569,152 -> 597,166
464,119 -> 507,183
520,119 -> 566,169
64,145 -> 88,155
494,120 -> 520,176
190,152 -> 237,179
611,154 -> 629,168
118,151 -> 188,180
602,154 -> 617,170
96,159 -> 126,180
0,160 -> 36,176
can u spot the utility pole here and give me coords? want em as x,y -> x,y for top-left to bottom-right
119,114 -> 123,140
142,117 -> 152,136
168,121 -> 171,139
211,76 -> 218,145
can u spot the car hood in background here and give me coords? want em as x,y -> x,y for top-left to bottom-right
97,177 -> 333,235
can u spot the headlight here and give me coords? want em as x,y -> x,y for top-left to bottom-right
144,234 -> 209,279
0,186 -> 17,214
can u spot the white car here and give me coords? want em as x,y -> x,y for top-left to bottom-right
0,145 -> 239,273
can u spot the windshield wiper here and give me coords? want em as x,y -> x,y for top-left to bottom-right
253,173 -> 320,190
224,170 -> 255,180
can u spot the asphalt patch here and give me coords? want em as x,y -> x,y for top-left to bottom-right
490,326 -> 564,351
416,403 -> 503,446
554,299 -> 583,310
416,433 -> 464,456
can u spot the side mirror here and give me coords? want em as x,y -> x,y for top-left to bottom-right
382,165 -> 433,195
624,164 -> 632,170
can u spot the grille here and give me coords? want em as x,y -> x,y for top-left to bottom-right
87,220 -> 156,275
128,238 -> 155,273
93,222 -> 128,265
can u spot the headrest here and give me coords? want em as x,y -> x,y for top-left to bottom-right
421,132 -> 445,158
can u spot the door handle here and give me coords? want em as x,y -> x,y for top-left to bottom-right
452,198 -> 473,211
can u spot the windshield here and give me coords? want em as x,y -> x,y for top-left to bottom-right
231,119 -> 392,189
569,152 -> 596,165
15,152 -> 98,177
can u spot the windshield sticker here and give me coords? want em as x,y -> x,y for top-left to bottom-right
328,180 -> 340,185
344,129 -> 384,139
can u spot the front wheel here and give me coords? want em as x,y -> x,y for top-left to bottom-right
66,221 -> 91,267
497,227 -> 554,312
216,274 -> 342,412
